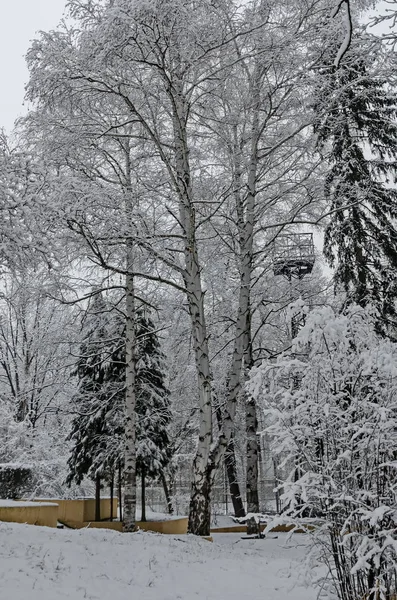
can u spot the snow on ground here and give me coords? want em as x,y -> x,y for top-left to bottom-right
0,500 -> 57,507
140,509 -> 188,521
0,522 -> 317,600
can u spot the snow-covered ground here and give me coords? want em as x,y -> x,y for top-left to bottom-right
0,522 -> 317,600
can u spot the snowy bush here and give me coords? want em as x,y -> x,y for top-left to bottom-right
0,399 -> 75,499
250,305 -> 397,600
0,465 -> 33,499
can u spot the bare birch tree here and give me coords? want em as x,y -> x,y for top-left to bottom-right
23,0 -> 380,535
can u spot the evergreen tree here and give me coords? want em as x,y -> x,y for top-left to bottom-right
314,38 -> 397,334
67,300 -> 171,519
135,310 -> 172,519
66,293 -> 124,487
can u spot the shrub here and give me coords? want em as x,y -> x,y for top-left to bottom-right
0,464 -> 33,499
250,305 -> 397,600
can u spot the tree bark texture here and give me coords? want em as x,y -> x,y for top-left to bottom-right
225,435 -> 246,518
242,67 -> 263,519
188,473 -> 212,537
141,467 -> 146,522
215,401 -> 245,518
160,471 -> 174,515
245,316 -> 260,516
245,351 -> 260,533
246,395 -> 259,514
169,76 -> 213,536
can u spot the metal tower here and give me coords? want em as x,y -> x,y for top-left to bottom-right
272,233 -> 316,338
270,233 -> 316,512
272,233 -> 315,281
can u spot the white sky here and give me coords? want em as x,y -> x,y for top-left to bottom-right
0,0 -> 67,132
0,1 -> 392,134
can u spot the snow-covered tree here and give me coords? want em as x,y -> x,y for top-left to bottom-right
134,310 -> 172,520
23,0 -> 386,535
67,297 -> 171,521
0,131 -> 52,271
314,36 -> 397,335
250,304 -> 397,600
66,293 -> 124,489
0,267 -> 73,426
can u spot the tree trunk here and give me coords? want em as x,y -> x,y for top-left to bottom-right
169,78 -> 213,536
185,272 -> 213,537
123,253 -> 137,532
141,467 -> 146,522
225,435 -> 246,518
245,310 -> 259,517
160,471 -> 174,515
95,475 -> 101,521
244,250 -> 259,534
187,470 -> 212,537
240,69 -> 262,526
245,336 -> 260,537
110,472 -> 114,522
246,395 -> 259,515
118,462 -> 123,523
214,401 -> 245,518
209,86 -> 261,512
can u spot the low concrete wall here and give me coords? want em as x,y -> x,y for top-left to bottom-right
0,502 -> 58,528
33,498 -> 118,524
63,517 -> 188,534
137,518 -> 188,534
57,500 -> 85,523
83,498 -> 118,522
63,520 -> 123,532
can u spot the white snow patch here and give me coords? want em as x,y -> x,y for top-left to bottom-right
0,500 -> 58,507
141,509 -> 187,521
0,522 -> 317,600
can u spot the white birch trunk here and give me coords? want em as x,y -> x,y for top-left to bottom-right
210,64 -> 262,523
210,69 -> 260,477
170,77 -> 213,536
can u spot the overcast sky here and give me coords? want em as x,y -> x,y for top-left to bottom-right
0,0 -> 67,132
0,1 -> 392,134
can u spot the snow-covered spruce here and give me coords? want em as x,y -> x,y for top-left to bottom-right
67,294 -> 171,526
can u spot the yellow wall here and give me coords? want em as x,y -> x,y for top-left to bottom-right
136,518 -> 188,534
32,499 -> 85,522
83,498 -> 118,522
33,498 -> 118,523
62,517 -> 188,535
59,500 -> 85,523
63,520 -> 123,532
0,503 -> 58,528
